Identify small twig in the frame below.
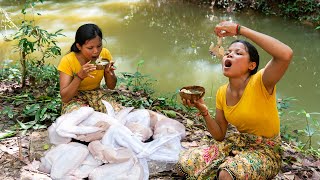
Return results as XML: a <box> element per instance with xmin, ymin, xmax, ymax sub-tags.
<box><xmin>18</xmin><ymin>136</ymin><xmax>23</xmax><ymax>161</ymax></box>
<box><xmin>175</xmin><ymin>111</ymin><xmax>192</xmax><ymax>122</ymax></box>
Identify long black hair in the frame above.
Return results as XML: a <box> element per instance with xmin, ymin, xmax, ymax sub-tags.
<box><xmin>230</xmin><ymin>40</ymin><xmax>260</xmax><ymax>75</ymax></box>
<box><xmin>70</xmin><ymin>24</ymin><xmax>103</xmax><ymax>53</ymax></box>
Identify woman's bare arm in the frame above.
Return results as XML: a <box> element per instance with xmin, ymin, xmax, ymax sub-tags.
<box><xmin>59</xmin><ymin>72</ymin><xmax>81</xmax><ymax>103</ymax></box>
<box><xmin>215</xmin><ymin>22</ymin><xmax>293</xmax><ymax>93</ymax></box>
<box><xmin>239</xmin><ymin>26</ymin><xmax>293</xmax><ymax>93</ymax></box>
<box><xmin>185</xmin><ymin>99</ymin><xmax>229</xmax><ymax>141</ymax></box>
<box><xmin>104</xmin><ymin>62</ymin><xmax>117</xmax><ymax>89</ymax></box>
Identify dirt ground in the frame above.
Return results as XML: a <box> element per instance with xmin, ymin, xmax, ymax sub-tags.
<box><xmin>0</xmin><ymin>82</ymin><xmax>320</xmax><ymax>179</ymax></box>
<box><xmin>1</xmin><ymin>125</ymin><xmax>320</xmax><ymax>179</ymax></box>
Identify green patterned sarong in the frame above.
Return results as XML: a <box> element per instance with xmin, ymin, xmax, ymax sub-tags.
<box><xmin>176</xmin><ymin>132</ymin><xmax>282</xmax><ymax>180</ymax></box>
<box><xmin>61</xmin><ymin>89</ymin><xmax>120</xmax><ymax>114</ymax></box>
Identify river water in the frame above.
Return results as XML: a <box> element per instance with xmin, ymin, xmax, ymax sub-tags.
<box><xmin>1</xmin><ymin>0</ymin><xmax>319</xmax><ymax>143</ymax></box>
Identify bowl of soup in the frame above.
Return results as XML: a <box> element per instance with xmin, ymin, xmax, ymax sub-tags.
<box><xmin>179</xmin><ymin>86</ymin><xmax>205</xmax><ymax>102</ymax></box>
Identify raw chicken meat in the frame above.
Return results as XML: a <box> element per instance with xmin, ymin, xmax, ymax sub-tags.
<box><xmin>40</xmin><ymin>100</ymin><xmax>186</xmax><ymax>180</ymax></box>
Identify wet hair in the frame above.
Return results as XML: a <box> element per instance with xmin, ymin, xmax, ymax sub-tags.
<box><xmin>230</xmin><ymin>40</ymin><xmax>259</xmax><ymax>75</ymax></box>
<box><xmin>70</xmin><ymin>24</ymin><xmax>103</xmax><ymax>52</ymax></box>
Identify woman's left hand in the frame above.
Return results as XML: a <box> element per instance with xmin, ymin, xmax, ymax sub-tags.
<box><xmin>104</xmin><ymin>61</ymin><xmax>116</xmax><ymax>76</ymax></box>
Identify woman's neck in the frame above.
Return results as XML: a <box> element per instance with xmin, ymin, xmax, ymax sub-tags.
<box><xmin>75</xmin><ymin>53</ymin><xmax>89</xmax><ymax>65</ymax></box>
<box><xmin>228</xmin><ymin>75</ymin><xmax>251</xmax><ymax>94</ymax></box>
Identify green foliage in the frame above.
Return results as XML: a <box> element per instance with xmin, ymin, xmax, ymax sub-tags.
<box><xmin>0</xmin><ymin>61</ymin><xmax>21</xmax><ymax>82</ymax></box>
<box><xmin>277</xmin><ymin>97</ymin><xmax>297</xmax><ymax>117</ymax></box>
<box><xmin>0</xmin><ymin>130</ymin><xmax>16</xmax><ymax>140</ymax></box>
<box><xmin>26</xmin><ymin>61</ymin><xmax>60</xmax><ymax>95</ymax></box>
<box><xmin>155</xmin><ymin>89</ymin><xmax>182</xmax><ymax>110</ymax></box>
<box><xmin>290</xmin><ymin>110</ymin><xmax>320</xmax><ymax>150</ymax></box>
<box><xmin>116</xmin><ymin>94</ymin><xmax>154</xmax><ymax>109</ymax></box>
<box><xmin>186</xmin><ymin>0</ymin><xmax>320</xmax><ymax>28</ymax></box>
<box><xmin>14</xmin><ymin>24</ymin><xmax>63</xmax><ymax>63</ymax></box>
<box><xmin>0</xmin><ymin>62</ymin><xmax>61</xmax><ymax>135</ymax></box>
<box><xmin>12</xmin><ymin>0</ymin><xmax>64</xmax><ymax>87</ymax></box>
<box><xmin>277</xmin><ymin>96</ymin><xmax>320</xmax><ymax>155</ymax></box>
<box><xmin>278</xmin><ymin>0</ymin><xmax>320</xmax><ymax>23</ymax></box>
<box><xmin>115</xmin><ymin>60</ymin><xmax>186</xmax><ymax>110</ymax></box>
<box><xmin>0</xmin><ymin>106</ymin><xmax>17</xmax><ymax>119</ymax></box>
<box><xmin>117</xmin><ymin>60</ymin><xmax>156</xmax><ymax>96</ymax></box>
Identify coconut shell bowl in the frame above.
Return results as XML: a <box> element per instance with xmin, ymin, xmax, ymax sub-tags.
<box><xmin>179</xmin><ymin>85</ymin><xmax>205</xmax><ymax>102</ymax></box>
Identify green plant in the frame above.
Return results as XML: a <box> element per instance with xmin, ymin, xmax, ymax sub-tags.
<box><xmin>290</xmin><ymin>110</ymin><xmax>320</xmax><ymax>149</ymax></box>
<box><xmin>277</xmin><ymin>97</ymin><xmax>297</xmax><ymax>117</ymax></box>
<box><xmin>0</xmin><ymin>106</ymin><xmax>17</xmax><ymax>119</ymax></box>
<box><xmin>117</xmin><ymin>60</ymin><xmax>156</xmax><ymax>95</ymax></box>
<box><xmin>0</xmin><ymin>63</ymin><xmax>61</xmax><ymax>136</ymax></box>
<box><xmin>155</xmin><ymin>89</ymin><xmax>182</xmax><ymax>109</ymax></box>
<box><xmin>0</xmin><ymin>61</ymin><xmax>21</xmax><ymax>82</ymax></box>
<box><xmin>12</xmin><ymin>0</ymin><xmax>64</xmax><ymax>87</ymax></box>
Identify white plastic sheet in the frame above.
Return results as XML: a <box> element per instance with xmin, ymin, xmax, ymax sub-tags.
<box><xmin>41</xmin><ymin>100</ymin><xmax>186</xmax><ymax>180</ymax></box>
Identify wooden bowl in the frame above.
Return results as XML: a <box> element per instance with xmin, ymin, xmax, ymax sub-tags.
<box><xmin>179</xmin><ymin>86</ymin><xmax>205</xmax><ymax>102</ymax></box>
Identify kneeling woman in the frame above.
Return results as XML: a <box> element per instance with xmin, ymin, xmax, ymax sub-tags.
<box><xmin>58</xmin><ymin>24</ymin><xmax>118</xmax><ymax>114</ymax></box>
<box><xmin>177</xmin><ymin>21</ymin><xmax>293</xmax><ymax>179</ymax></box>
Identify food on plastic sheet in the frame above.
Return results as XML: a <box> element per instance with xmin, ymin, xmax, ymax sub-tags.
<box><xmin>88</xmin><ymin>140</ymin><xmax>133</xmax><ymax>163</ymax></box>
<box><xmin>89</xmin><ymin>156</ymin><xmax>144</xmax><ymax>180</ymax></box>
<box><xmin>115</xmin><ymin>106</ymin><xmax>134</xmax><ymax>124</ymax></box>
<box><xmin>55</xmin><ymin>107</ymin><xmax>101</xmax><ymax>138</ymax></box>
<box><xmin>153</xmin><ymin>118</ymin><xmax>186</xmax><ymax>139</ymax></box>
<box><xmin>147</xmin><ymin>110</ymin><xmax>168</xmax><ymax>129</ymax></box>
<box><xmin>124</xmin><ymin>109</ymin><xmax>153</xmax><ymax>142</ymax></box>
<box><xmin>41</xmin><ymin>100</ymin><xmax>186</xmax><ymax>180</ymax></box>
<box><xmin>39</xmin><ymin>142</ymin><xmax>89</xmax><ymax>179</ymax></box>
<box><xmin>72</xmin><ymin>153</ymin><xmax>103</xmax><ymax>179</ymax></box>
<box><xmin>76</xmin><ymin>121</ymin><xmax>111</xmax><ymax>142</ymax></box>
<box><xmin>126</xmin><ymin>122</ymin><xmax>153</xmax><ymax>142</ymax></box>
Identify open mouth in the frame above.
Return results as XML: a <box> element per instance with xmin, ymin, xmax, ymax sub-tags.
<box><xmin>224</xmin><ymin>59</ymin><xmax>232</xmax><ymax>68</ymax></box>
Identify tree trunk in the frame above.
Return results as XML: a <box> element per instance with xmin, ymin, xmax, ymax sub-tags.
<box><xmin>21</xmin><ymin>51</ymin><xmax>26</xmax><ymax>87</ymax></box>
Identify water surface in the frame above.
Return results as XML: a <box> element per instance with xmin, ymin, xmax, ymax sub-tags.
<box><xmin>1</xmin><ymin>0</ymin><xmax>319</xmax><ymax>140</ymax></box>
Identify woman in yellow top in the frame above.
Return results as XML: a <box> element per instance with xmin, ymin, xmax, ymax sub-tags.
<box><xmin>58</xmin><ymin>24</ymin><xmax>117</xmax><ymax>114</ymax></box>
<box><xmin>177</xmin><ymin>21</ymin><xmax>293</xmax><ymax>179</ymax></box>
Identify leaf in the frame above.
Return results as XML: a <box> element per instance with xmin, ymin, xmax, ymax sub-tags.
<box><xmin>0</xmin><ymin>130</ymin><xmax>16</xmax><ymax>140</ymax></box>
<box><xmin>23</xmin><ymin>104</ymin><xmax>40</xmax><ymax>115</ymax></box>
<box><xmin>161</xmin><ymin>110</ymin><xmax>177</xmax><ymax>118</ymax></box>
<box><xmin>17</xmin><ymin>120</ymin><xmax>28</xmax><ymax>130</ymax></box>
<box><xmin>43</xmin><ymin>144</ymin><xmax>50</xmax><ymax>150</ymax></box>
<box><xmin>137</xmin><ymin>60</ymin><xmax>144</xmax><ymax>66</ymax></box>
<box><xmin>304</xmin><ymin>127</ymin><xmax>315</xmax><ymax>136</ymax></box>
<box><xmin>306</xmin><ymin>113</ymin><xmax>311</xmax><ymax>118</ymax></box>
<box><xmin>17</xmin><ymin>120</ymin><xmax>33</xmax><ymax>130</ymax></box>
<box><xmin>33</xmin><ymin>124</ymin><xmax>46</xmax><ymax>130</ymax></box>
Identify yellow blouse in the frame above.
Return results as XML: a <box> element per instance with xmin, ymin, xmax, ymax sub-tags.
<box><xmin>57</xmin><ymin>48</ymin><xmax>112</xmax><ymax>91</ymax></box>
<box><xmin>216</xmin><ymin>69</ymin><xmax>280</xmax><ymax>138</ymax></box>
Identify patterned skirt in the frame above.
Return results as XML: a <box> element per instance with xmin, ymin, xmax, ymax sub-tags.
<box><xmin>61</xmin><ymin>89</ymin><xmax>120</xmax><ymax>114</ymax></box>
<box><xmin>176</xmin><ymin>132</ymin><xmax>282</xmax><ymax>180</ymax></box>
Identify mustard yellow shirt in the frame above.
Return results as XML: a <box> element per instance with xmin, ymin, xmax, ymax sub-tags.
<box><xmin>216</xmin><ymin>69</ymin><xmax>280</xmax><ymax>138</ymax></box>
<box><xmin>57</xmin><ymin>48</ymin><xmax>112</xmax><ymax>91</ymax></box>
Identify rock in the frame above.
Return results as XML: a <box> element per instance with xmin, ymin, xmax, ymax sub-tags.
<box><xmin>148</xmin><ymin>160</ymin><xmax>176</xmax><ymax>175</ymax></box>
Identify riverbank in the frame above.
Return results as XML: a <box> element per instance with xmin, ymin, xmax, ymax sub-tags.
<box><xmin>186</xmin><ymin>0</ymin><xmax>320</xmax><ymax>28</ymax></box>
<box><xmin>0</xmin><ymin>80</ymin><xmax>320</xmax><ymax>179</ymax></box>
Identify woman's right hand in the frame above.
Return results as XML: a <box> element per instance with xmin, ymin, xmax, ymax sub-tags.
<box><xmin>78</xmin><ymin>61</ymin><xmax>97</xmax><ymax>79</ymax></box>
<box><xmin>214</xmin><ymin>21</ymin><xmax>238</xmax><ymax>37</ymax></box>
